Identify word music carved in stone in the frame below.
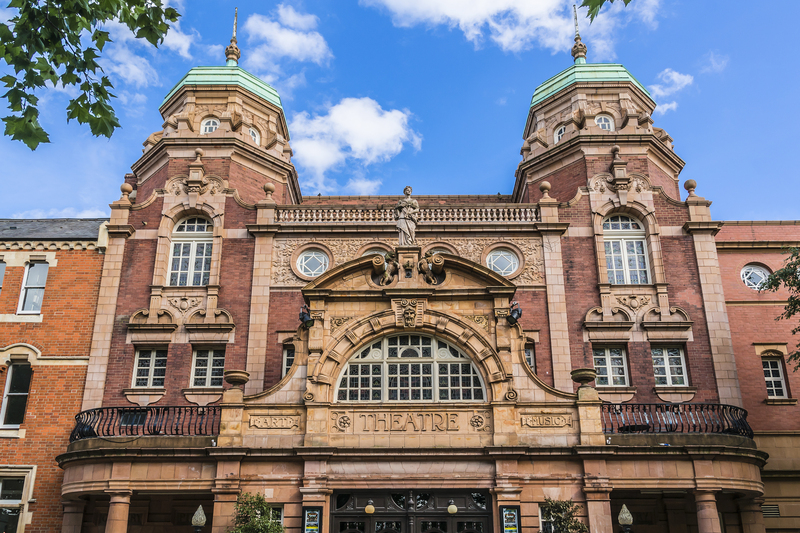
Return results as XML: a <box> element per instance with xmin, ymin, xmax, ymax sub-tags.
<box><xmin>520</xmin><ymin>413</ymin><xmax>573</xmax><ymax>428</ymax></box>
<box><xmin>249</xmin><ymin>415</ymin><xmax>301</xmax><ymax>430</ymax></box>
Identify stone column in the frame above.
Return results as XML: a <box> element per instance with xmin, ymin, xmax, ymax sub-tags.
<box><xmin>695</xmin><ymin>491</ymin><xmax>722</xmax><ymax>533</ymax></box>
<box><xmin>61</xmin><ymin>500</ymin><xmax>85</xmax><ymax>533</ymax></box>
<box><xmin>104</xmin><ymin>491</ymin><xmax>132</xmax><ymax>533</ymax></box>
<box><xmin>212</xmin><ymin>490</ymin><xmax>240</xmax><ymax>533</ymax></box>
<box><xmin>737</xmin><ymin>497</ymin><xmax>766</xmax><ymax>533</ymax></box>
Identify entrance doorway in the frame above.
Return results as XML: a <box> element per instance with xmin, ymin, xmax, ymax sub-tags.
<box><xmin>331</xmin><ymin>491</ymin><xmax>491</xmax><ymax>533</ymax></box>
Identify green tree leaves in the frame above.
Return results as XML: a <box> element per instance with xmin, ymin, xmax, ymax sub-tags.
<box><xmin>580</xmin><ymin>0</ymin><xmax>636</xmax><ymax>22</ymax></box>
<box><xmin>229</xmin><ymin>493</ymin><xmax>285</xmax><ymax>533</ymax></box>
<box><xmin>540</xmin><ymin>498</ymin><xmax>589</xmax><ymax>533</ymax></box>
<box><xmin>0</xmin><ymin>0</ymin><xmax>180</xmax><ymax>149</ymax></box>
<box><xmin>761</xmin><ymin>247</ymin><xmax>800</xmax><ymax>370</ymax></box>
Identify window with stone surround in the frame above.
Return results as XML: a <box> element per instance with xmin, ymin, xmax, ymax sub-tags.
<box><xmin>249</xmin><ymin>127</ymin><xmax>261</xmax><ymax>145</ymax></box>
<box><xmin>132</xmin><ymin>348</ymin><xmax>168</xmax><ymax>388</ymax></box>
<box><xmin>485</xmin><ymin>248</ymin><xmax>519</xmax><ymax>276</ymax></box>
<box><xmin>592</xmin><ymin>346</ymin><xmax>629</xmax><ymax>386</ymax></box>
<box><xmin>554</xmin><ymin>125</ymin><xmax>566</xmax><ymax>143</ymax></box>
<box><xmin>18</xmin><ymin>262</ymin><xmax>48</xmax><ymax>313</ymax></box>
<box><xmin>603</xmin><ymin>214</ymin><xmax>650</xmax><ymax>284</ymax></box>
<box><xmin>296</xmin><ymin>248</ymin><xmax>329</xmax><ymax>277</ymax></box>
<box><xmin>741</xmin><ymin>264</ymin><xmax>770</xmax><ymax>290</ymax></box>
<box><xmin>336</xmin><ymin>334</ymin><xmax>486</xmax><ymax>402</ymax></box>
<box><xmin>169</xmin><ymin>217</ymin><xmax>213</xmax><ymax>286</ymax></box>
<box><xmin>282</xmin><ymin>345</ymin><xmax>296</xmax><ymax>377</ymax></box>
<box><xmin>651</xmin><ymin>346</ymin><xmax>688</xmax><ymax>386</ymax></box>
<box><xmin>191</xmin><ymin>348</ymin><xmax>225</xmax><ymax>388</ymax></box>
<box><xmin>524</xmin><ymin>344</ymin><xmax>536</xmax><ymax>372</ymax></box>
<box><xmin>0</xmin><ymin>476</ymin><xmax>24</xmax><ymax>531</ymax></box>
<box><xmin>763</xmin><ymin>357</ymin><xmax>788</xmax><ymax>398</ymax></box>
<box><xmin>595</xmin><ymin>114</ymin><xmax>614</xmax><ymax>131</ymax></box>
<box><xmin>0</xmin><ymin>261</ymin><xmax>5</xmax><ymax>296</ymax></box>
<box><xmin>201</xmin><ymin>118</ymin><xmax>219</xmax><ymax>134</ymax></box>
<box><xmin>0</xmin><ymin>363</ymin><xmax>32</xmax><ymax>427</ymax></box>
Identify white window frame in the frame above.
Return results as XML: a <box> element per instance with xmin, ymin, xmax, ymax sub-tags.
<box><xmin>592</xmin><ymin>346</ymin><xmax>629</xmax><ymax>387</ymax></box>
<box><xmin>595</xmin><ymin>114</ymin><xmax>614</xmax><ymax>131</ymax></box>
<box><xmin>741</xmin><ymin>264</ymin><xmax>770</xmax><ymax>290</ymax></box>
<box><xmin>335</xmin><ymin>334</ymin><xmax>487</xmax><ymax>403</ymax></box>
<box><xmin>763</xmin><ymin>357</ymin><xmax>788</xmax><ymax>398</ymax></box>
<box><xmin>249</xmin><ymin>127</ymin><xmax>261</xmax><ymax>145</ymax></box>
<box><xmin>485</xmin><ymin>249</ymin><xmax>519</xmax><ymax>276</ymax></box>
<box><xmin>651</xmin><ymin>346</ymin><xmax>689</xmax><ymax>386</ymax></box>
<box><xmin>201</xmin><ymin>118</ymin><xmax>219</xmax><ymax>134</ymax></box>
<box><xmin>169</xmin><ymin>217</ymin><xmax>213</xmax><ymax>287</ymax></box>
<box><xmin>282</xmin><ymin>345</ymin><xmax>295</xmax><ymax>377</ymax></box>
<box><xmin>554</xmin><ymin>125</ymin><xmax>566</xmax><ymax>143</ymax></box>
<box><xmin>524</xmin><ymin>344</ymin><xmax>536</xmax><ymax>372</ymax></box>
<box><xmin>190</xmin><ymin>347</ymin><xmax>226</xmax><ymax>388</ymax></box>
<box><xmin>16</xmin><ymin>262</ymin><xmax>48</xmax><ymax>315</ymax></box>
<box><xmin>603</xmin><ymin>215</ymin><xmax>651</xmax><ymax>285</ymax></box>
<box><xmin>0</xmin><ymin>261</ymin><xmax>6</xmax><ymax>297</ymax></box>
<box><xmin>0</xmin><ymin>465</ymin><xmax>36</xmax><ymax>533</ymax></box>
<box><xmin>268</xmin><ymin>506</ymin><xmax>283</xmax><ymax>524</ymax></box>
<box><xmin>132</xmin><ymin>348</ymin><xmax>168</xmax><ymax>388</ymax></box>
<box><xmin>296</xmin><ymin>249</ymin><xmax>330</xmax><ymax>278</ymax></box>
<box><xmin>0</xmin><ymin>363</ymin><xmax>32</xmax><ymax>429</ymax></box>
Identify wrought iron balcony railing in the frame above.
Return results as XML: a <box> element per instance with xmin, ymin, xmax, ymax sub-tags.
<box><xmin>601</xmin><ymin>403</ymin><xmax>753</xmax><ymax>439</ymax></box>
<box><xmin>69</xmin><ymin>405</ymin><xmax>221</xmax><ymax>442</ymax></box>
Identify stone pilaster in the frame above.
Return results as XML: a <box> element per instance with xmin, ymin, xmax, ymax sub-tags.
<box><xmin>695</xmin><ymin>491</ymin><xmax>722</xmax><ymax>533</ymax></box>
<box><xmin>61</xmin><ymin>500</ymin><xmax>85</xmax><ymax>533</ymax></box>
<box><xmin>83</xmin><ymin>184</ymin><xmax>135</xmax><ymax>410</ymax></box>
<box><xmin>737</xmin><ymin>497</ymin><xmax>766</xmax><ymax>533</ymax></box>
<box><xmin>104</xmin><ymin>491</ymin><xmax>132</xmax><ymax>533</ymax></box>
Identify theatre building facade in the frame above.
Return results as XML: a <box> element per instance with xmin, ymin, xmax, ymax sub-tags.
<box><xmin>54</xmin><ymin>32</ymin><xmax>800</xmax><ymax>533</ymax></box>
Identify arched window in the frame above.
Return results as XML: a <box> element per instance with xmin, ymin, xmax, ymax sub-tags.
<box><xmin>249</xmin><ymin>127</ymin><xmax>260</xmax><ymax>145</ymax></box>
<box><xmin>336</xmin><ymin>334</ymin><xmax>486</xmax><ymax>402</ymax></box>
<box><xmin>554</xmin><ymin>125</ymin><xmax>566</xmax><ymax>143</ymax></box>
<box><xmin>595</xmin><ymin>115</ymin><xmax>614</xmax><ymax>131</ymax></box>
<box><xmin>169</xmin><ymin>217</ymin><xmax>213</xmax><ymax>286</ymax></box>
<box><xmin>201</xmin><ymin>118</ymin><xmax>219</xmax><ymax>134</ymax></box>
<box><xmin>603</xmin><ymin>214</ymin><xmax>650</xmax><ymax>284</ymax></box>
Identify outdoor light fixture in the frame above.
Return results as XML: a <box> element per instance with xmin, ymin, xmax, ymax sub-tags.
<box><xmin>365</xmin><ymin>500</ymin><xmax>375</xmax><ymax>514</ymax></box>
<box><xmin>299</xmin><ymin>304</ymin><xmax>315</xmax><ymax>329</ymax></box>
<box><xmin>447</xmin><ymin>500</ymin><xmax>458</xmax><ymax>515</ymax></box>
<box><xmin>191</xmin><ymin>505</ymin><xmax>207</xmax><ymax>533</ymax></box>
<box><xmin>618</xmin><ymin>504</ymin><xmax>633</xmax><ymax>533</ymax></box>
<box><xmin>506</xmin><ymin>301</ymin><xmax>522</xmax><ymax>326</ymax></box>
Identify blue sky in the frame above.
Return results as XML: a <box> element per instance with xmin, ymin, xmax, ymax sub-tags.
<box><xmin>1</xmin><ymin>0</ymin><xmax>798</xmax><ymax>220</ymax></box>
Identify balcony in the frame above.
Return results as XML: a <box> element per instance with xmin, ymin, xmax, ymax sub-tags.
<box><xmin>601</xmin><ymin>403</ymin><xmax>753</xmax><ymax>439</ymax></box>
<box><xmin>69</xmin><ymin>405</ymin><xmax>221</xmax><ymax>442</ymax></box>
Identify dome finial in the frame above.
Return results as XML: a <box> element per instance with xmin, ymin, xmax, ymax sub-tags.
<box><xmin>225</xmin><ymin>7</ymin><xmax>241</xmax><ymax>66</ymax></box>
<box><xmin>571</xmin><ymin>5</ymin><xmax>587</xmax><ymax>64</ymax></box>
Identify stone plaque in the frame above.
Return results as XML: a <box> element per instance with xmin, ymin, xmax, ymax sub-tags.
<box><xmin>331</xmin><ymin>410</ymin><xmax>491</xmax><ymax>433</ymax></box>
<box><xmin>249</xmin><ymin>415</ymin><xmax>300</xmax><ymax>430</ymax></box>
<box><xmin>520</xmin><ymin>414</ymin><xmax>572</xmax><ymax>428</ymax></box>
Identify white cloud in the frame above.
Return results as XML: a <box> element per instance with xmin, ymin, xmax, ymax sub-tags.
<box><xmin>648</xmin><ymin>68</ymin><xmax>693</xmax><ymax>99</ymax></box>
<box><xmin>0</xmin><ymin>7</ymin><xmax>16</xmax><ymax>24</ymax></box>
<box><xmin>346</xmin><ymin>177</ymin><xmax>383</xmax><ymax>195</ymax></box>
<box><xmin>163</xmin><ymin>22</ymin><xmax>197</xmax><ymax>59</ymax></box>
<box><xmin>244</xmin><ymin>10</ymin><xmax>333</xmax><ymax>69</ymax></box>
<box><xmin>361</xmin><ymin>0</ymin><xmax>660</xmax><ymax>59</ymax></box>
<box><xmin>104</xmin><ymin>45</ymin><xmax>159</xmax><ymax>88</ymax></box>
<box><xmin>12</xmin><ymin>207</ymin><xmax>109</xmax><ymax>219</ymax></box>
<box><xmin>654</xmin><ymin>101</ymin><xmax>678</xmax><ymax>115</ymax></box>
<box><xmin>290</xmin><ymin>97</ymin><xmax>421</xmax><ymax>193</ymax></box>
<box><xmin>496</xmin><ymin>97</ymin><xmax>507</xmax><ymax>106</ymax></box>
<box><xmin>277</xmin><ymin>4</ymin><xmax>320</xmax><ymax>31</ymax></box>
<box><xmin>701</xmin><ymin>51</ymin><xmax>729</xmax><ymax>74</ymax></box>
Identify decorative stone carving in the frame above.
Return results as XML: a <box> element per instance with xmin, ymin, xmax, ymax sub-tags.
<box><xmin>330</xmin><ymin>316</ymin><xmax>353</xmax><ymax>332</ymax></box>
<box><xmin>418</xmin><ymin>252</ymin><xmax>438</xmax><ymax>285</ymax></box>
<box><xmin>394</xmin><ymin>186</ymin><xmax>419</xmax><ymax>245</ymax></box>
<box><xmin>168</xmin><ymin>296</ymin><xmax>202</xmax><ymax>315</ymax></box>
<box><xmin>464</xmin><ymin>315</ymin><xmax>490</xmax><ymax>331</ymax></box>
<box><xmin>615</xmin><ymin>295</ymin><xmax>651</xmax><ymax>311</ymax></box>
<box><xmin>380</xmin><ymin>251</ymin><xmax>399</xmax><ymax>286</ymax></box>
<box><xmin>403</xmin><ymin>300</ymin><xmax>417</xmax><ymax>327</ymax></box>
<box><xmin>520</xmin><ymin>413</ymin><xmax>573</xmax><ymax>428</ymax></box>
<box><xmin>249</xmin><ymin>415</ymin><xmax>300</xmax><ymax>430</ymax></box>
<box><xmin>165</xmin><ymin>175</ymin><xmax>224</xmax><ymax>197</ymax></box>
<box><xmin>393</xmin><ymin>298</ymin><xmax>424</xmax><ymax>328</ymax></box>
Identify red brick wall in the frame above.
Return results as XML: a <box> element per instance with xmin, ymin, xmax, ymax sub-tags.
<box><xmin>265</xmin><ymin>290</ymin><xmax>305</xmax><ymax>389</ymax></box>
<box><xmin>515</xmin><ymin>289</ymin><xmax>553</xmax><ymax>388</ymax></box>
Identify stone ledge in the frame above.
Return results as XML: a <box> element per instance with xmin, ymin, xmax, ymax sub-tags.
<box><xmin>765</xmin><ymin>398</ymin><xmax>798</xmax><ymax>406</ymax></box>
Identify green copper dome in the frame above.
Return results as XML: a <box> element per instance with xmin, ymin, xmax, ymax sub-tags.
<box><xmin>530</xmin><ymin>63</ymin><xmax>650</xmax><ymax>107</ymax></box>
<box><xmin>162</xmin><ymin>66</ymin><xmax>283</xmax><ymax>110</ymax></box>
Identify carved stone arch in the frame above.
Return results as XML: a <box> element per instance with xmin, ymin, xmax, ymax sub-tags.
<box><xmin>153</xmin><ymin>202</ymin><xmax>224</xmax><ymax>287</ymax></box>
<box><xmin>311</xmin><ymin>309</ymin><xmax>508</xmax><ymax>403</ymax></box>
<box><xmin>591</xmin><ymin>199</ymin><xmax>666</xmax><ymax>285</ymax></box>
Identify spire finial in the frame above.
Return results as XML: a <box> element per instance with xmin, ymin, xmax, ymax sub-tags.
<box><xmin>570</xmin><ymin>5</ymin><xmax>587</xmax><ymax>64</ymax></box>
<box><xmin>225</xmin><ymin>7</ymin><xmax>241</xmax><ymax>66</ymax></box>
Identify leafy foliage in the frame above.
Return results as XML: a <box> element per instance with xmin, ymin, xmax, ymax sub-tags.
<box><xmin>540</xmin><ymin>498</ymin><xmax>589</xmax><ymax>533</ymax></box>
<box><xmin>580</xmin><ymin>0</ymin><xmax>636</xmax><ymax>22</ymax></box>
<box><xmin>0</xmin><ymin>0</ymin><xmax>180</xmax><ymax>149</ymax></box>
<box><xmin>228</xmin><ymin>492</ymin><xmax>285</xmax><ymax>533</ymax></box>
<box><xmin>761</xmin><ymin>247</ymin><xmax>800</xmax><ymax>370</ymax></box>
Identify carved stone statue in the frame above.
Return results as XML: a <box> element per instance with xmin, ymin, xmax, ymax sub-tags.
<box><xmin>380</xmin><ymin>252</ymin><xmax>399</xmax><ymax>286</ymax></box>
<box><xmin>394</xmin><ymin>186</ymin><xmax>419</xmax><ymax>245</ymax></box>
<box><xmin>418</xmin><ymin>252</ymin><xmax>437</xmax><ymax>285</ymax></box>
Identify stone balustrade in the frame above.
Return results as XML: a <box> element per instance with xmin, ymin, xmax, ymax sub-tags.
<box><xmin>275</xmin><ymin>205</ymin><xmax>541</xmax><ymax>224</ymax></box>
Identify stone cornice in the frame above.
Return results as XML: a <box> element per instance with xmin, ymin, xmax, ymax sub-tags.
<box><xmin>716</xmin><ymin>240</ymin><xmax>800</xmax><ymax>249</ymax></box>
<box><xmin>683</xmin><ymin>221</ymin><xmax>724</xmax><ymax>236</ymax></box>
<box><xmin>0</xmin><ymin>241</ymin><xmax>100</xmax><ymax>251</ymax></box>
<box><xmin>106</xmin><ymin>224</ymin><xmax>135</xmax><ymax>238</ymax></box>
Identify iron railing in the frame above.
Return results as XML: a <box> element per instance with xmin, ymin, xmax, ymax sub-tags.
<box><xmin>601</xmin><ymin>403</ymin><xmax>753</xmax><ymax>439</ymax></box>
<box><xmin>70</xmin><ymin>405</ymin><xmax>221</xmax><ymax>442</ymax></box>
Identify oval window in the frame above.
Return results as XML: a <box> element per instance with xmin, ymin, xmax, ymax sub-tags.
<box><xmin>486</xmin><ymin>249</ymin><xmax>519</xmax><ymax>276</ymax></box>
<box><xmin>296</xmin><ymin>249</ymin><xmax>330</xmax><ymax>277</ymax></box>
<box><xmin>741</xmin><ymin>264</ymin><xmax>770</xmax><ymax>290</ymax></box>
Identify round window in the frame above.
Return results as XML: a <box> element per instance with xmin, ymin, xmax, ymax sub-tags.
<box><xmin>249</xmin><ymin>127</ymin><xmax>260</xmax><ymax>145</ymax></box>
<box><xmin>555</xmin><ymin>125</ymin><xmax>566</xmax><ymax>143</ymax></box>
<box><xmin>202</xmin><ymin>118</ymin><xmax>219</xmax><ymax>134</ymax></box>
<box><xmin>741</xmin><ymin>264</ymin><xmax>770</xmax><ymax>290</ymax></box>
<box><xmin>296</xmin><ymin>249</ymin><xmax>330</xmax><ymax>277</ymax></box>
<box><xmin>486</xmin><ymin>249</ymin><xmax>519</xmax><ymax>276</ymax></box>
<box><xmin>595</xmin><ymin>115</ymin><xmax>614</xmax><ymax>131</ymax></box>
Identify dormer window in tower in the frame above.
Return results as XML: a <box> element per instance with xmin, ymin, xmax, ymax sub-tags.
<box><xmin>201</xmin><ymin>118</ymin><xmax>219</xmax><ymax>134</ymax></box>
<box><xmin>169</xmin><ymin>217</ymin><xmax>213</xmax><ymax>286</ymax></box>
<box><xmin>554</xmin><ymin>125</ymin><xmax>566</xmax><ymax>144</ymax></box>
<box><xmin>249</xmin><ymin>127</ymin><xmax>261</xmax><ymax>145</ymax></box>
<box><xmin>603</xmin><ymin>214</ymin><xmax>650</xmax><ymax>284</ymax></box>
<box><xmin>595</xmin><ymin>115</ymin><xmax>614</xmax><ymax>131</ymax></box>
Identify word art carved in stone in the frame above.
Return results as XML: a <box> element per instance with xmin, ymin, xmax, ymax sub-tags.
<box><xmin>520</xmin><ymin>413</ymin><xmax>573</xmax><ymax>428</ymax></box>
<box><xmin>249</xmin><ymin>415</ymin><xmax>300</xmax><ymax>430</ymax></box>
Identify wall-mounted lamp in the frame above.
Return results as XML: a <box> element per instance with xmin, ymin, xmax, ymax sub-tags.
<box><xmin>191</xmin><ymin>505</ymin><xmax>206</xmax><ymax>533</ymax></box>
<box><xmin>299</xmin><ymin>304</ymin><xmax>315</xmax><ymax>329</ymax></box>
<box><xmin>506</xmin><ymin>301</ymin><xmax>522</xmax><ymax>326</ymax></box>
<box><xmin>618</xmin><ymin>504</ymin><xmax>633</xmax><ymax>533</ymax></box>
<box><xmin>365</xmin><ymin>500</ymin><xmax>375</xmax><ymax>514</ymax></box>
<box><xmin>447</xmin><ymin>500</ymin><xmax>458</xmax><ymax>515</ymax></box>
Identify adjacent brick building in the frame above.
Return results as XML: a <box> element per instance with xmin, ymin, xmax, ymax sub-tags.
<box><xmin>0</xmin><ymin>219</ymin><xmax>106</xmax><ymax>532</ymax></box>
<box><xmin>48</xmin><ymin>27</ymin><xmax>799</xmax><ymax>533</ymax></box>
